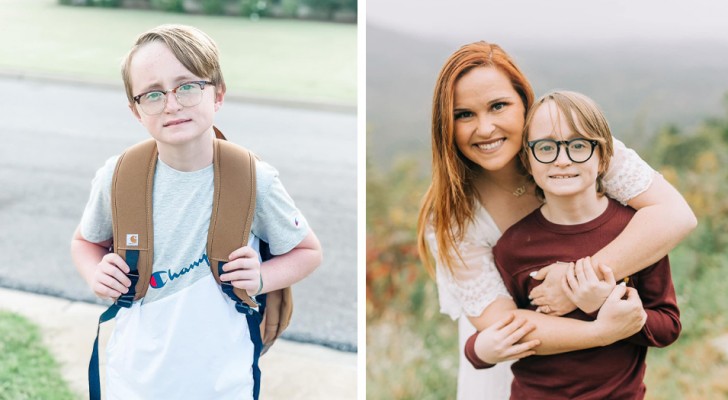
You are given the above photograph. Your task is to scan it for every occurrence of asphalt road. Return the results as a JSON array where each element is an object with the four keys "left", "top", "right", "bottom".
[{"left": 0, "top": 76, "right": 357, "bottom": 351}]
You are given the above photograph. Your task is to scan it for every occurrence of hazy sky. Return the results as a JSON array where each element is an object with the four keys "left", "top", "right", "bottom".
[{"left": 367, "top": 0, "right": 728, "bottom": 46}]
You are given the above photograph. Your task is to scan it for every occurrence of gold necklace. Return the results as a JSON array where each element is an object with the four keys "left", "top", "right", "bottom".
[
  {"left": 512, "top": 185, "right": 527, "bottom": 197},
  {"left": 484, "top": 177, "right": 528, "bottom": 198}
]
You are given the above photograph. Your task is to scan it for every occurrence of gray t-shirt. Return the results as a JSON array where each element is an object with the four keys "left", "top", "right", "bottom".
[
  {"left": 80, "top": 155, "right": 310, "bottom": 305},
  {"left": 79, "top": 153, "right": 310, "bottom": 399}
]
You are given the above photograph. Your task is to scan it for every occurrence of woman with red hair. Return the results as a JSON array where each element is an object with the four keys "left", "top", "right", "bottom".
[{"left": 417, "top": 41, "right": 695, "bottom": 399}]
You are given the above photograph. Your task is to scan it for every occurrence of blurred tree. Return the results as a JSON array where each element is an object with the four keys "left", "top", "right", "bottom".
[
  {"left": 201, "top": 0, "right": 224, "bottom": 14},
  {"left": 301, "top": 0, "right": 355, "bottom": 19},
  {"left": 648, "top": 91, "right": 728, "bottom": 250},
  {"left": 149, "top": 0, "right": 183, "bottom": 12},
  {"left": 60, "top": 0, "right": 356, "bottom": 19}
]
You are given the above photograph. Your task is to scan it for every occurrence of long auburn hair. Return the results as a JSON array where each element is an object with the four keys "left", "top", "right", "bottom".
[{"left": 416, "top": 41, "right": 535, "bottom": 276}]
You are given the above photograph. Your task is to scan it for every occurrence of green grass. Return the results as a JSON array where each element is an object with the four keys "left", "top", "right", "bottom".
[
  {"left": 642, "top": 244, "right": 728, "bottom": 400},
  {"left": 0, "top": 311, "right": 77, "bottom": 400},
  {"left": 367, "top": 310, "right": 459, "bottom": 400},
  {"left": 0, "top": 0, "right": 356, "bottom": 104}
]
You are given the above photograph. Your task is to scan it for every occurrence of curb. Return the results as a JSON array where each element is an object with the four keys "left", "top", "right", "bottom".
[{"left": 0, "top": 287, "right": 356, "bottom": 399}]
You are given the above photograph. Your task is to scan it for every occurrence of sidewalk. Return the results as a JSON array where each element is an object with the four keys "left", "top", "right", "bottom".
[{"left": 0, "top": 288, "right": 357, "bottom": 399}]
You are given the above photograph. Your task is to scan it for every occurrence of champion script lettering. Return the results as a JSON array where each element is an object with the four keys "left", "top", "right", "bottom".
[{"left": 150, "top": 254, "right": 210, "bottom": 289}]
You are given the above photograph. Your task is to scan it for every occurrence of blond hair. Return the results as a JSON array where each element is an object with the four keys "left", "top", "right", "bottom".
[
  {"left": 121, "top": 24, "right": 226, "bottom": 104},
  {"left": 521, "top": 90, "right": 615, "bottom": 198},
  {"left": 416, "top": 41, "right": 534, "bottom": 276}
]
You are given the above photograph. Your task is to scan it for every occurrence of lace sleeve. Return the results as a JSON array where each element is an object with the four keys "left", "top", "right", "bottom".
[
  {"left": 603, "top": 138, "right": 656, "bottom": 205},
  {"left": 425, "top": 215, "right": 512, "bottom": 320}
]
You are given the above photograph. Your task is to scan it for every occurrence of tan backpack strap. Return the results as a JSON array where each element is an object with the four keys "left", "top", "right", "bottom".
[
  {"left": 111, "top": 139, "right": 157, "bottom": 305},
  {"left": 207, "top": 138, "right": 258, "bottom": 308}
]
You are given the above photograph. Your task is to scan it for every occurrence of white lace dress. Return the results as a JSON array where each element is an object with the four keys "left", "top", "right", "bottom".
[{"left": 426, "top": 139, "right": 655, "bottom": 400}]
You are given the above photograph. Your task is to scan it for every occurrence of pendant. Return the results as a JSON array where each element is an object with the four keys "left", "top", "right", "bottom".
[{"left": 512, "top": 185, "right": 526, "bottom": 197}]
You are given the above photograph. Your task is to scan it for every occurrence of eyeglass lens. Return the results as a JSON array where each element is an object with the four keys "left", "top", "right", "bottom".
[
  {"left": 139, "top": 82, "right": 205, "bottom": 114},
  {"left": 532, "top": 139, "right": 595, "bottom": 163}
]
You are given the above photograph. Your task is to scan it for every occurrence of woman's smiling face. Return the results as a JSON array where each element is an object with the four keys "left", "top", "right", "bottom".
[{"left": 453, "top": 66, "right": 526, "bottom": 172}]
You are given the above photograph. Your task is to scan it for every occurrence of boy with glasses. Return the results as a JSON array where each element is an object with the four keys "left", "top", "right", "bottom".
[
  {"left": 464, "top": 91, "right": 681, "bottom": 399},
  {"left": 70, "top": 24, "right": 322, "bottom": 399}
]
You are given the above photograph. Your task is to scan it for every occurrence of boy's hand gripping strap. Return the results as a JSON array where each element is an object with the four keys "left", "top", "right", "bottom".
[
  {"left": 207, "top": 136, "right": 259, "bottom": 310},
  {"left": 89, "top": 139, "right": 157, "bottom": 399},
  {"left": 208, "top": 129, "right": 263, "bottom": 399},
  {"left": 110, "top": 139, "right": 157, "bottom": 305}
]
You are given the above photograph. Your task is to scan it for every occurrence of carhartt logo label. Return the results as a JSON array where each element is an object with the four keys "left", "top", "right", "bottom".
[{"left": 127, "top": 234, "right": 139, "bottom": 247}]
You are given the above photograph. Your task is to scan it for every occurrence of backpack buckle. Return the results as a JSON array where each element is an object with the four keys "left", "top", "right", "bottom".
[
  {"left": 235, "top": 301, "right": 255, "bottom": 315},
  {"left": 115, "top": 271, "right": 139, "bottom": 308},
  {"left": 218, "top": 262, "right": 260, "bottom": 313}
]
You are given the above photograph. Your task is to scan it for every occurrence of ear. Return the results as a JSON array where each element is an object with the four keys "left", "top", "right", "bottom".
[
  {"left": 214, "top": 87, "right": 225, "bottom": 112},
  {"left": 129, "top": 102, "right": 142, "bottom": 122}
]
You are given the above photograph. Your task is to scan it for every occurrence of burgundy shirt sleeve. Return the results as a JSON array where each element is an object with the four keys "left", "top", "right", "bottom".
[
  {"left": 464, "top": 330, "right": 496, "bottom": 369},
  {"left": 626, "top": 258, "right": 681, "bottom": 348}
]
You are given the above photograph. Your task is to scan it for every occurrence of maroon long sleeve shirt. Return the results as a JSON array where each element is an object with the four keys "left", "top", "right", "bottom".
[{"left": 465, "top": 198, "right": 681, "bottom": 399}]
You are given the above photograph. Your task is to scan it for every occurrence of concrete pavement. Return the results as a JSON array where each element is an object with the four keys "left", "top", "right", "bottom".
[
  {"left": 0, "top": 76, "right": 357, "bottom": 351},
  {"left": 0, "top": 287, "right": 357, "bottom": 399}
]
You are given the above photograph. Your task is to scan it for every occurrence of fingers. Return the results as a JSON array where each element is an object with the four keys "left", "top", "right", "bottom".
[
  {"left": 94, "top": 276, "right": 128, "bottom": 300},
  {"left": 582, "top": 257, "right": 598, "bottom": 281},
  {"left": 530, "top": 296, "right": 547, "bottom": 307},
  {"left": 528, "top": 285, "right": 543, "bottom": 300},
  {"left": 535, "top": 305, "right": 556, "bottom": 314},
  {"left": 505, "top": 349, "right": 537, "bottom": 362},
  {"left": 228, "top": 246, "right": 258, "bottom": 261},
  {"left": 99, "top": 255, "right": 132, "bottom": 287},
  {"left": 93, "top": 257, "right": 133, "bottom": 300},
  {"left": 220, "top": 267, "right": 259, "bottom": 283},
  {"left": 529, "top": 265, "right": 550, "bottom": 281},
  {"left": 491, "top": 313, "right": 516, "bottom": 330},
  {"left": 600, "top": 263, "right": 616, "bottom": 287},
  {"left": 504, "top": 340, "right": 540, "bottom": 360},
  {"left": 223, "top": 246, "right": 261, "bottom": 284},
  {"left": 606, "top": 282, "right": 627, "bottom": 303},
  {"left": 479, "top": 317, "right": 541, "bottom": 364},
  {"left": 499, "top": 329, "right": 540, "bottom": 361},
  {"left": 220, "top": 250, "right": 261, "bottom": 292},
  {"left": 221, "top": 255, "right": 259, "bottom": 274},
  {"left": 504, "top": 316, "right": 534, "bottom": 337},
  {"left": 622, "top": 287, "right": 647, "bottom": 327},
  {"left": 564, "top": 263, "right": 579, "bottom": 292},
  {"left": 623, "top": 287, "right": 642, "bottom": 304},
  {"left": 574, "top": 258, "right": 587, "bottom": 284},
  {"left": 561, "top": 275, "right": 576, "bottom": 304},
  {"left": 102, "top": 253, "right": 130, "bottom": 274}
]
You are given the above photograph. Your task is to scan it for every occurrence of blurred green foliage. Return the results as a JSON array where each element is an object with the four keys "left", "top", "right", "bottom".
[
  {"left": 1, "top": 0, "right": 356, "bottom": 103},
  {"left": 150, "top": 0, "right": 183, "bottom": 12},
  {"left": 58, "top": 0, "right": 357, "bottom": 19},
  {"left": 366, "top": 158, "right": 458, "bottom": 398},
  {"left": 366, "top": 97, "right": 728, "bottom": 399}
]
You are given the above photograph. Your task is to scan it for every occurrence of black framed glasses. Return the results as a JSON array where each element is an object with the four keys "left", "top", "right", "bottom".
[
  {"left": 527, "top": 138, "right": 599, "bottom": 164},
  {"left": 132, "top": 81, "right": 214, "bottom": 115}
]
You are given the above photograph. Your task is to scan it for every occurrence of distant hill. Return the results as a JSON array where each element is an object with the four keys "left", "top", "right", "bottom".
[{"left": 367, "top": 24, "right": 728, "bottom": 170}]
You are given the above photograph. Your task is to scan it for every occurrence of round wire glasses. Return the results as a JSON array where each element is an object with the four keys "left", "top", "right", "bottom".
[{"left": 132, "top": 80, "right": 214, "bottom": 115}]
